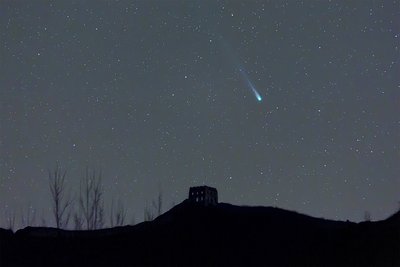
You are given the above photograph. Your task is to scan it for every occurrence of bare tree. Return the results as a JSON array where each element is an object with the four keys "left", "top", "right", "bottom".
[
  {"left": 73, "top": 211, "right": 83, "bottom": 230},
  {"left": 110, "top": 198, "right": 127, "bottom": 227},
  {"left": 78, "top": 167, "right": 105, "bottom": 230},
  {"left": 92, "top": 176, "right": 104, "bottom": 229},
  {"left": 20, "top": 207, "right": 36, "bottom": 227},
  {"left": 364, "top": 211, "right": 371, "bottom": 222},
  {"left": 130, "top": 214, "right": 136, "bottom": 226},
  {"left": 40, "top": 210, "right": 47, "bottom": 227},
  {"left": 152, "top": 190, "right": 163, "bottom": 217},
  {"left": 48, "top": 165, "right": 72, "bottom": 228},
  {"left": 5, "top": 210, "right": 16, "bottom": 231},
  {"left": 144, "top": 190, "right": 163, "bottom": 222},
  {"left": 97, "top": 202, "right": 105, "bottom": 229},
  {"left": 144, "top": 203, "right": 154, "bottom": 222},
  {"left": 157, "top": 190, "right": 162, "bottom": 216}
]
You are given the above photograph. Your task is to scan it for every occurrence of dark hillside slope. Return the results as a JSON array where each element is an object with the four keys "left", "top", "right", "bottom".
[{"left": 1, "top": 200, "right": 399, "bottom": 266}]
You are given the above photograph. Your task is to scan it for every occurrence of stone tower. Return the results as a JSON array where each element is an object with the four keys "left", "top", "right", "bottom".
[{"left": 188, "top": 186, "right": 218, "bottom": 206}]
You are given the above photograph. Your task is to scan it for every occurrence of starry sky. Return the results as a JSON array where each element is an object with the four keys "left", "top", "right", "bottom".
[{"left": 1, "top": 0, "right": 399, "bottom": 228}]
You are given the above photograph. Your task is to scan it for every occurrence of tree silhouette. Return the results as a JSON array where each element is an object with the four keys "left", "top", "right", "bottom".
[
  {"left": 73, "top": 211, "right": 84, "bottom": 230},
  {"left": 157, "top": 190, "right": 163, "bottom": 216},
  {"left": 110, "top": 198, "right": 127, "bottom": 227},
  {"left": 40, "top": 210, "right": 47, "bottom": 227},
  {"left": 144, "top": 204, "right": 154, "bottom": 222},
  {"left": 48, "top": 165, "right": 72, "bottom": 228},
  {"left": 144, "top": 190, "right": 163, "bottom": 221},
  {"left": 78, "top": 167, "right": 104, "bottom": 230},
  {"left": 364, "top": 211, "right": 371, "bottom": 222},
  {"left": 20, "top": 207, "right": 36, "bottom": 227},
  {"left": 5, "top": 210, "right": 16, "bottom": 231}
]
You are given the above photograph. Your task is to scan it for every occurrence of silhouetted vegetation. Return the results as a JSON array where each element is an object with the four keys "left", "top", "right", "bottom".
[
  {"left": 77, "top": 168, "right": 105, "bottom": 230},
  {"left": 0, "top": 201, "right": 399, "bottom": 266},
  {"left": 364, "top": 210, "right": 372, "bottom": 221},
  {"left": 48, "top": 165, "right": 72, "bottom": 228},
  {"left": 144, "top": 190, "right": 163, "bottom": 221},
  {"left": 1, "top": 164, "right": 140, "bottom": 230},
  {"left": 1, "top": 166, "right": 398, "bottom": 266},
  {"left": 4, "top": 210, "right": 15, "bottom": 231},
  {"left": 20, "top": 208, "right": 36, "bottom": 228},
  {"left": 110, "top": 198, "right": 127, "bottom": 227}
]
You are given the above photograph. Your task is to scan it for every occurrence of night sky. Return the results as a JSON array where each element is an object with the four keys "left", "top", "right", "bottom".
[{"left": 1, "top": 0, "right": 399, "bottom": 229}]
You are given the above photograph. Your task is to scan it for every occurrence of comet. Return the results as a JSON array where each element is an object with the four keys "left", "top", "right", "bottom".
[
  {"left": 238, "top": 68, "right": 262, "bottom": 102},
  {"left": 216, "top": 37, "right": 263, "bottom": 102}
]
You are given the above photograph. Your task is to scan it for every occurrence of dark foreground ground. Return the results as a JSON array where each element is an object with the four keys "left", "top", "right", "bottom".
[{"left": 1, "top": 200, "right": 399, "bottom": 266}]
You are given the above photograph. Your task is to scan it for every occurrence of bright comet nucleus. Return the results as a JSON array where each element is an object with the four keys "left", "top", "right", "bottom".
[
  {"left": 253, "top": 90, "right": 262, "bottom": 102},
  {"left": 250, "top": 84, "right": 262, "bottom": 102}
]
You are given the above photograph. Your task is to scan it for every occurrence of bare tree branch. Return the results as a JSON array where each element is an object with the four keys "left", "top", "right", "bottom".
[
  {"left": 5, "top": 210, "right": 16, "bottom": 231},
  {"left": 130, "top": 214, "right": 135, "bottom": 226},
  {"left": 48, "top": 164, "right": 72, "bottom": 228},
  {"left": 20, "top": 207, "right": 36, "bottom": 228},
  {"left": 78, "top": 167, "right": 105, "bottom": 230},
  {"left": 73, "top": 211, "right": 83, "bottom": 230},
  {"left": 144, "top": 190, "right": 163, "bottom": 222},
  {"left": 110, "top": 198, "right": 127, "bottom": 227},
  {"left": 144, "top": 203, "right": 154, "bottom": 222},
  {"left": 157, "top": 190, "right": 162, "bottom": 216},
  {"left": 364, "top": 211, "right": 371, "bottom": 222},
  {"left": 40, "top": 210, "right": 47, "bottom": 227}
]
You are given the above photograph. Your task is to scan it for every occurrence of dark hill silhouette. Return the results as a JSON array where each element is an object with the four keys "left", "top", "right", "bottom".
[{"left": 1, "top": 201, "right": 399, "bottom": 266}]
